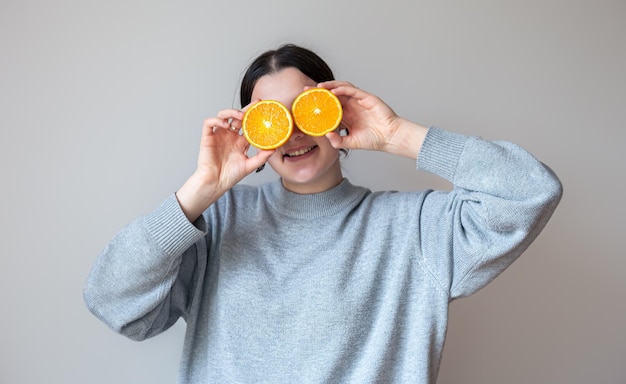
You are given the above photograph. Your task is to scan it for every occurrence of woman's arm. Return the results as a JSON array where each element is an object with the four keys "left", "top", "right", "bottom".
[
  {"left": 84, "top": 108, "right": 271, "bottom": 339},
  {"left": 321, "top": 81, "right": 562, "bottom": 298},
  {"left": 83, "top": 195, "right": 207, "bottom": 340},
  {"left": 417, "top": 127, "right": 562, "bottom": 298}
]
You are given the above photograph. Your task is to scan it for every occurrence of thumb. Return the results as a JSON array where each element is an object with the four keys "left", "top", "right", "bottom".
[
  {"left": 246, "top": 149, "right": 275, "bottom": 174},
  {"left": 325, "top": 132, "right": 347, "bottom": 149}
]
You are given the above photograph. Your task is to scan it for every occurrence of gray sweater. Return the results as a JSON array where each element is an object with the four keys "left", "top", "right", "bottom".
[{"left": 84, "top": 127, "right": 562, "bottom": 383}]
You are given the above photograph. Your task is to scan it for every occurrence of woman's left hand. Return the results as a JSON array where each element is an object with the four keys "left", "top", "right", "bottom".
[{"left": 318, "top": 81, "right": 429, "bottom": 159}]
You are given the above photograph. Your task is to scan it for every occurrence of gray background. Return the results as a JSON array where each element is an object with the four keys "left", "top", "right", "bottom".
[{"left": 1, "top": 0, "right": 624, "bottom": 383}]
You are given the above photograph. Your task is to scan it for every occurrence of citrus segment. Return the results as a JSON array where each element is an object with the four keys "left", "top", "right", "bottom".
[
  {"left": 291, "top": 88, "right": 343, "bottom": 136},
  {"left": 242, "top": 100, "right": 293, "bottom": 150}
]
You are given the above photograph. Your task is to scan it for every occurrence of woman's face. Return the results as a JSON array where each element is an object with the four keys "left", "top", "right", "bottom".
[{"left": 250, "top": 67, "right": 343, "bottom": 194}]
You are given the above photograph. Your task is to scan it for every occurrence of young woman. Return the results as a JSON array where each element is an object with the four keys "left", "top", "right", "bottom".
[{"left": 84, "top": 44, "right": 562, "bottom": 383}]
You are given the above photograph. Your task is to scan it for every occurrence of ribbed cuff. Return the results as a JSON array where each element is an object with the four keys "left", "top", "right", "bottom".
[
  {"left": 144, "top": 194, "right": 207, "bottom": 257},
  {"left": 416, "top": 126, "right": 468, "bottom": 182}
]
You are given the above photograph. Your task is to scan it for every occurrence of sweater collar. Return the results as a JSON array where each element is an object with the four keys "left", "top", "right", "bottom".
[{"left": 262, "top": 178, "right": 368, "bottom": 219}]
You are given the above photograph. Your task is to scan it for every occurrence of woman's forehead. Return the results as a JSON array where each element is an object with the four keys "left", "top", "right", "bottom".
[{"left": 251, "top": 67, "right": 316, "bottom": 107}]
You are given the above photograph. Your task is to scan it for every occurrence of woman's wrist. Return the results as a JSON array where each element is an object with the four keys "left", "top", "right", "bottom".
[
  {"left": 175, "top": 171, "right": 223, "bottom": 222},
  {"left": 383, "top": 118, "right": 429, "bottom": 160}
]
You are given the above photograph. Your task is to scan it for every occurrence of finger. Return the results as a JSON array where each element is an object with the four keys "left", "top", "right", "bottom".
[
  {"left": 228, "top": 98, "right": 262, "bottom": 134},
  {"left": 325, "top": 131, "right": 349, "bottom": 149},
  {"left": 217, "top": 108, "right": 244, "bottom": 120},
  {"left": 317, "top": 80, "right": 355, "bottom": 90},
  {"left": 245, "top": 149, "right": 275, "bottom": 174},
  {"left": 212, "top": 110, "right": 243, "bottom": 134},
  {"left": 203, "top": 117, "right": 228, "bottom": 134},
  {"left": 225, "top": 117, "right": 242, "bottom": 133},
  {"left": 328, "top": 84, "right": 370, "bottom": 100}
]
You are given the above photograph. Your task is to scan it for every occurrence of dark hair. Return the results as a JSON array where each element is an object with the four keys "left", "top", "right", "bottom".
[{"left": 239, "top": 44, "right": 335, "bottom": 107}]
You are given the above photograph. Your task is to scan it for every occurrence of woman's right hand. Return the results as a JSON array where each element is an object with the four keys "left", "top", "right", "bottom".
[{"left": 176, "top": 106, "right": 274, "bottom": 222}]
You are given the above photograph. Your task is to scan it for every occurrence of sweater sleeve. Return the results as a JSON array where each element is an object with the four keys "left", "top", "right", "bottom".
[
  {"left": 83, "top": 194, "right": 208, "bottom": 340},
  {"left": 416, "top": 127, "right": 562, "bottom": 299}
]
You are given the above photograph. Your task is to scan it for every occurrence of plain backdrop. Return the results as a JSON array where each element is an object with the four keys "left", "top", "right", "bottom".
[{"left": 1, "top": 0, "right": 624, "bottom": 383}]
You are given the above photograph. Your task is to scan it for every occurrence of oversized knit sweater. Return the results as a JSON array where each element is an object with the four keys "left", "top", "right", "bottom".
[{"left": 84, "top": 127, "right": 562, "bottom": 383}]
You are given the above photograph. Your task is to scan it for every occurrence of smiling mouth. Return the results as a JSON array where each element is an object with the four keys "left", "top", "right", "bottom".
[{"left": 285, "top": 145, "right": 318, "bottom": 158}]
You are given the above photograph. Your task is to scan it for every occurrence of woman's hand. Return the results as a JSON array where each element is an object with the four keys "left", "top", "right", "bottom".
[
  {"left": 318, "top": 81, "right": 429, "bottom": 159},
  {"left": 176, "top": 106, "right": 273, "bottom": 221}
]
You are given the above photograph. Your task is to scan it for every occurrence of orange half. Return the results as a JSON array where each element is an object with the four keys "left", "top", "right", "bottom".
[
  {"left": 242, "top": 100, "right": 293, "bottom": 150},
  {"left": 291, "top": 88, "right": 343, "bottom": 136}
]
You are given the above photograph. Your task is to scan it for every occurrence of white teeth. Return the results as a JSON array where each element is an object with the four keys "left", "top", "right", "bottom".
[{"left": 287, "top": 146, "right": 315, "bottom": 157}]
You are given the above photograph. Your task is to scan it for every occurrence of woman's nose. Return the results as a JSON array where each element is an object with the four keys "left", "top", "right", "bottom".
[{"left": 289, "top": 126, "right": 305, "bottom": 140}]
